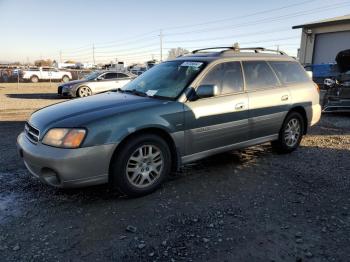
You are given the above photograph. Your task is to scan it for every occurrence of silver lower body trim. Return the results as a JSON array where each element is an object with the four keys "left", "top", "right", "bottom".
[{"left": 181, "top": 134, "right": 278, "bottom": 164}]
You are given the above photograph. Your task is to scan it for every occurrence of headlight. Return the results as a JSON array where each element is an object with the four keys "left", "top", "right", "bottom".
[
  {"left": 62, "top": 85, "right": 75, "bottom": 91},
  {"left": 42, "top": 128, "right": 86, "bottom": 148}
]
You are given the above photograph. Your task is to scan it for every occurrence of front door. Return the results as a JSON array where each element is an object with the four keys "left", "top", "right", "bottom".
[
  {"left": 184, "top": 61, "right": 249, "bottom": 155},
  {"left": 94, "top": 72, "right": 119, "bottom": 92}
]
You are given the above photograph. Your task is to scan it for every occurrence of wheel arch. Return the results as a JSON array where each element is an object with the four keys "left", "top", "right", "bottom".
[
  {"left": 62, "top": 74, "right": 70, "bottom": 80},
  {"left": 30, "top": 74, "right": 39, "bottom": 81},
  {"left": 108, "top": 127, "right": 180, "bottom": 177},
  {"left": 287, "top": 106, "right": 308, "bottom": 134}
]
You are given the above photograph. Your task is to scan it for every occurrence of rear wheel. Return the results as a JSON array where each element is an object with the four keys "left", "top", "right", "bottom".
[
  {"left": 30, "top": 75, "right": 39, "bottom": 83},
  {"left": 77, "top": 86, "right": 92, "bottom": 97},
  {"left": 62, "top": 75, "right": 70, "bottom": 83},
  {"left": 271, "top": 111, "right": 304, "bottom": 153},
  {"left": 110, "top": 134, "right": 171, "bottom": 197}
]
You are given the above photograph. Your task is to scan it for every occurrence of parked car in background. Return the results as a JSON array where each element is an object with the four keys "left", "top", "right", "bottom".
[
  {"left": 22, "top": 67, "right": 72, "bottom": 83},
  {"left": 323, "top": 49, "right": 350, "bottom": 112},
  {"left": 130, "top": 69, "right": 146, "bottom": 76},
  {"left": 58, "top": 71, "right": 136, "bottom": 97},
  {"left": 17, "top": 46, "right": 321, "bottom": 197},
  {"left": 0, "top": 65, "right": 23, "bottom": 82}
]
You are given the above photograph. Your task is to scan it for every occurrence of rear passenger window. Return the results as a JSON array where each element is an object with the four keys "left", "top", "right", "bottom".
[
  {"left": 104, "top": 73, "right": 118, "bottom": 79},
  {"left": 200, "top": 62, "right": 243, "bottom": 95},
  {"left": 117, "top": 73, "right": 129, "bottom": 78},
  {"left": 269, "top": 61, "right": 310, "bottom": 84},
  {"left": 242, "top": 61, "right": 279, "bottom": 90}
]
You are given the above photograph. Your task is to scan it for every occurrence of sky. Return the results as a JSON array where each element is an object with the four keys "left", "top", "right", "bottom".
[{"left": 1, "top": 0, "right": 350, "bottom": 64}]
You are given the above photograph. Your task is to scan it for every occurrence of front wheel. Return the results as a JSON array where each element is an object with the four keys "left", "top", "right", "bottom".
[
  {"left": 30, "top": 75, "right": 39, "bottom": 83},
  {"left": 77, "top": 86, "right": 92, "bottom": 97},
  {"left": 271, "top": 111, "right": 304, "bottom": 154},
  {"left": 110, "top": 134, "right": 171, "bottom": 197}
]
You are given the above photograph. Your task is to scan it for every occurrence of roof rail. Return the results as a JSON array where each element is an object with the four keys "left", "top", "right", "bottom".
[{"left": 192, "top": 46, "right": 287, "bottom": 56}]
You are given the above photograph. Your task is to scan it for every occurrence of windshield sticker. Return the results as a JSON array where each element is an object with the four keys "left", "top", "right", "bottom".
[
  {"left": 180, "top": 62, "right": 203, "bottom": 68},
  {"left": 146, "top": 90, "right": 158, "bottom": 96}
]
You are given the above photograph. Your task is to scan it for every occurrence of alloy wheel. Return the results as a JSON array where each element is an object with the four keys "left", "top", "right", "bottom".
[
  {"left": 284, "top": 118, "right": 301, "bottom": 147},
  {"left": 78, "top": 87, "right": 92, "bottom": 97},
  {"left": 126, "top": 145, "right": 163, "bottom": 188}
]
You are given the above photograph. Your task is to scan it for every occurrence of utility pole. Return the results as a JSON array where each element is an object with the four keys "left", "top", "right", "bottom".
[
  {"left": 159, "top": 29, "right": 163, "bottom": 62},
  {"left": 92, "top": 44, "right": 95, "bottom": 65},
  {"left": 59, "top": 50, "right": 62, "bottom": 63}
]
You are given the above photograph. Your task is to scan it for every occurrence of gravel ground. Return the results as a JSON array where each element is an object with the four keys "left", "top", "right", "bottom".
[{"left": 0, "top": 84, "right": 349, "bottom": 261}]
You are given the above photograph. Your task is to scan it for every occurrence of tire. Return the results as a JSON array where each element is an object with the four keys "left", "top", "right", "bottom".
[
  {"left": 62, "top": 75, "right": 70, "bottom": 83},
  {"left": 77, "top": 86, "right": 92, "bottom": 97},
  {"left": 2, "top": 74, "right": 9, "bottom": 82},
  {"left": 271, "top": 111, "right": 304, "bottom": 154},
  {"left": 110, "top": 134, "right": 172, "bottom": 197},
  {"left": 30, "top": 75, "right": 39, "bottom": 83}
]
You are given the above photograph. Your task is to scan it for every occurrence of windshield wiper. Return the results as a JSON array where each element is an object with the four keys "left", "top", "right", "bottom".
[{"left": 118, "top": 88, "right": 148, "bottom": 97}]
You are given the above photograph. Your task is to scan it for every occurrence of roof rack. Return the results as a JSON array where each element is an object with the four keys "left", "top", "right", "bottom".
[{"left": 192, "top": 46, "right": 287, "bottom": 56}]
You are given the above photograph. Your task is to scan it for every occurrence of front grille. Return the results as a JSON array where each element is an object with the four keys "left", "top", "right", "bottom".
[
  {"left": 58, "top": 86, "right": 63, "bottom": 95},
  {"left": 25, "top": 122, "right": 40, "bottom": 143}
]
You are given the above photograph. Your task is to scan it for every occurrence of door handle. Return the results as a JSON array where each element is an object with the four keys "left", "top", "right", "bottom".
[
  {"left": 281, "top": 95, "right": 289, "bottom": 101},
  {"left": 235, "top": 102, "right": 245, "bottom": 110}
]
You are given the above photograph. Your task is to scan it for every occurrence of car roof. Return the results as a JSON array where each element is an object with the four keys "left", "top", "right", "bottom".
[{"left": 172, "top": 47, "right": 296, "bottom": 63}]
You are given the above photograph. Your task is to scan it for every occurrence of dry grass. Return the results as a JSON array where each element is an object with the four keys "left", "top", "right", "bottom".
[{"left": 0, "top": 82, "right": 68, "bottom": 121}]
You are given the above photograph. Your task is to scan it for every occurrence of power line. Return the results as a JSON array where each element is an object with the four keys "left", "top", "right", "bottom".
[
  {"left": 93, "top": 30, "right": 159, "bottom": 46},
  {"left": 164, "top": 27, "right": 291, "bottom": 44},
  {"left": 163, "top": 36, "right": 299, "bottom": 51},
  {"left": 163, "top": 0, "right": 318, "bottom": 31},
  {"left": 95, "top": 48, "right": 159, "bottom": 58},
  {"left": 164, "top": 1, "right": 350, "bottom": 36},
  {"left": 94, "top": 42, "right": 159, "bottom": 54}
]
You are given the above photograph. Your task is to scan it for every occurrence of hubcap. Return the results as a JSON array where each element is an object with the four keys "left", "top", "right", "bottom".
[
  {"left": 126, "top": 145, "right": 163, "bottom": 188},
  {"left": 79, "top": 87, "right": 91, "bottom": 97},
  {"left": 284, "top": 118, "right": 301, "bottom": 147}
]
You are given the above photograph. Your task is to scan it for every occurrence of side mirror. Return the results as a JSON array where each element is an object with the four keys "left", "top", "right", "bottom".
[
  {"left": 324, "top": 78, "right": 335, "bottom": 89},
  {"left": 96, "top": 76, "right": 103, "bottom": 81},
  {"left": 196, "top": 85, "right": 219, "bottom": 99}
]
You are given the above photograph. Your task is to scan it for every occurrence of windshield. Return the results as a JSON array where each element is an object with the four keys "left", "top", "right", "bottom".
[
  {"left": 123, "top": 61, "right": 206, "bottom": 99},
  {"left": 84, "top": 71, "right": 100, "bottom": 80}
]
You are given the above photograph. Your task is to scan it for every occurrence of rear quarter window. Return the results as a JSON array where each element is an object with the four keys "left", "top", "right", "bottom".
[{"left": 269, "top": 61, "right": 310, "bottom": 84}]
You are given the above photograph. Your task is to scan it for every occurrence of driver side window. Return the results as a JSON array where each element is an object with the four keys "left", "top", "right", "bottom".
[{"left": 200, "top": 62, "right": 244, "bottom": 95}]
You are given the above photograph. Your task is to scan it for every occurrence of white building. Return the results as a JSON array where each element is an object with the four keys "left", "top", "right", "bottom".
[{"left": 293, "top": 14, "right": 350, "bottom": 65}]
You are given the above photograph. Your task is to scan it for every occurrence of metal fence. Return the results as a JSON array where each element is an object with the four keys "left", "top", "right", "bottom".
[{"left": 0, "top": 68, "right": 93, "bottom": 83}]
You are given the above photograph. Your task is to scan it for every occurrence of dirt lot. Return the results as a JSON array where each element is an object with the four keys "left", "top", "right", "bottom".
[{"left": 0, "top": 83, "right": 350, "bottom": 261}]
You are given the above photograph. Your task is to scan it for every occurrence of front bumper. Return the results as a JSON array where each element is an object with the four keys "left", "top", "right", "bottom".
[
  {"left": 58, "top": 85, "right": 76, "bottom": 98},
  {"left": 323, "top": 98, "right": 350, "bottom": 113},
  {"left": 17, "top": 132, "right": 116, "bottom": 188}
]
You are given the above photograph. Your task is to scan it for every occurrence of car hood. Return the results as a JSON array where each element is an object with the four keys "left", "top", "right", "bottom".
[
  {"left": 29, "top": 92, "right": 165, "bottom": 133},
  {"left": 60, "top": 79, "right": 88, "bottom": 87}
]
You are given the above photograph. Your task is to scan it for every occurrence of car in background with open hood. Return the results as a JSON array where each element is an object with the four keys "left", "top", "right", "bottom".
[{"left": 323, "top": 49, "right": 350, "bottom": 113}]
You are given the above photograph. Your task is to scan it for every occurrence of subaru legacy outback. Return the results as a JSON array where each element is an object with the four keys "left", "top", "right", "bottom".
[{"left": 17, "top": 47, "right": 321, "bottom": 197}]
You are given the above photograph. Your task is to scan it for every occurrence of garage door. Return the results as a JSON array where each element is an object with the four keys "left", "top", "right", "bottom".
[{"left": 313, "top": 30, "right": 350, "bottom": 64}]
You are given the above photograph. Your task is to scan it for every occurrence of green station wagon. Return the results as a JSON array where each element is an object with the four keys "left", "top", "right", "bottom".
[{"left": 17, "top": 47, "right": 321, "bottom": 197}]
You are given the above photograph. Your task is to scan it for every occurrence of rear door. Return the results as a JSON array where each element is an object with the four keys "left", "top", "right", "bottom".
[
  {"left": 115, "top": 73, "right": 132, "bottom": 89},
  {"left": 184, "top": 61, "right": 249, "bottom": 155},
  {"left": 40, "top": 67, "right": 50, "bottom": 80},
  {"left": 242, "top": 60, "right": 290, "bottom": 139}
]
